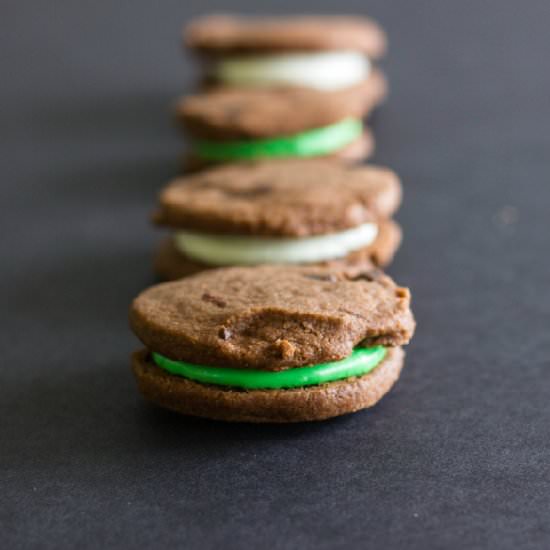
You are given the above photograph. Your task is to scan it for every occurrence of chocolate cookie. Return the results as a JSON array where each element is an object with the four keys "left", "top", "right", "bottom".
[
  {"left": 185, "top": 15, "right": 387, "bottom": 56},
  {"left": 184, "top": 15, "right": 386, "bottom": 94},
  {"left": 177, "top": 70, "right": 386, "bottom": 139},
  {"left": 130, "top": 265, "right": 415, "bottom": 422},
  {"left": 175, "top": 70, "right": 386, "bottom": 165},
  {"left": 152, "top": 159, "right": 402, "bottom": 279}
]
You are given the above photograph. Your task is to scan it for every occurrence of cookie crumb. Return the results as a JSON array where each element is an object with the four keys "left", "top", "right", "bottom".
[
  {"left": 274, "top": 338, "right": 296, "bottom": 359},
  {"left": 395, "top": 287, "right": 409, "bottom": 299}
]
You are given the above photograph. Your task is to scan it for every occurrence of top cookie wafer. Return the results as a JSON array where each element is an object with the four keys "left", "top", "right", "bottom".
[
  {"left": 130, "top": 265, "right": 414, "bottom": 371},
  {"left": 185, "top": 15, "right": 387, "bottom": 58},
  {"left": 154, "top": 159, "right": 401, "bottom": 236},
  {"left": 176, "top": 70, "right": 387, "bottom": 140}
]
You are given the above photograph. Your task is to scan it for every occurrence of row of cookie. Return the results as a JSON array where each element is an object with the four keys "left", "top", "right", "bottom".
[
  {"left": 129, "top": 15, "right": 416, "bottom": 423},
  {"left": 161, "top": 14, "right": 396, "bottom": 274}
]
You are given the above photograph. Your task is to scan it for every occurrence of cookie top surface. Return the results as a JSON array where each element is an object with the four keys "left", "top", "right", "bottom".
[
  {"left": 154, "top": 159, "right": 401, "bottom": 236},
  {"left": 185, "top": 15, "right": 387, "bottom": 58},
  {"left": 176, "top": 70, "right": 386, "bottom": 139},
  {"left": 130, "top": 265, "right": 415, "bottom": 371}
]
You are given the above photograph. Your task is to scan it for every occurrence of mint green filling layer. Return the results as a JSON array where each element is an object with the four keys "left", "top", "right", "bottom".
[
  {"left": 194, "top": 117, "right": 363, "bottom": 161},
  {"left": 152, "top": 346, "right": 386, "bottom": 390}
]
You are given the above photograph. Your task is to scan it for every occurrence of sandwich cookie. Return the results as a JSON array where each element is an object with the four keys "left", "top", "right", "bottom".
[
  {"left": 153, "top": 159, "right": 402, "bottom": 279},
  {"left": 130, "top": 265, "right": 415, "bottom": 422},
  {"left": 185, "top": 14, "right": 386, "bottom": 91},
  {"left": 176, "top": 70, "right": 386, "bottom": 168}
]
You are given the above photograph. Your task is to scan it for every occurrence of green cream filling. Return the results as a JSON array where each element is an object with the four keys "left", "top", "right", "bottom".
[
  {"left": 194, "top": 117, "right": 363, "bottom": 161},
  {"left": 152, "top": 346, "right": 386, "bottom": 390}
]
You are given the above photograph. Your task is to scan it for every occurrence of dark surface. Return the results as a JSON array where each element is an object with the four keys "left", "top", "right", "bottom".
[{"left": 2, "top": 1, "right": 549, "bottom": 548}]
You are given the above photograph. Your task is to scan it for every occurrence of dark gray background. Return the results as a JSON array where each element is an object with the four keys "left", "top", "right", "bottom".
[{"left": 2, "top": 1, "right": 549, "bottom": 548}]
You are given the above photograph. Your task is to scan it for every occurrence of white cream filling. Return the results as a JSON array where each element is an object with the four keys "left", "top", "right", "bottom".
[
  {"left": 213, "top": 50, "right": 370, "bottom": 91},
  {"left": 174, "top": 223, "right": 378, "bottom": 266}
]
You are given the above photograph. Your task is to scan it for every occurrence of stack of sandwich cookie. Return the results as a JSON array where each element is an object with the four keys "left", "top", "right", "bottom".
[
  {"left": 130, "top": 265, "right": 415, "bottom": 422},
  {"left": 185, "top": 14, "right": 386, "bottom": 91},
  {"left": 153, "top": 159, "right": 402, "bottom": 279},
  {"left": 178, "top": 14, "right": 387, "bottom": 168}
]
